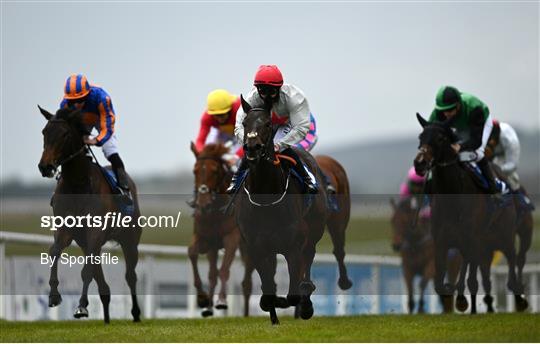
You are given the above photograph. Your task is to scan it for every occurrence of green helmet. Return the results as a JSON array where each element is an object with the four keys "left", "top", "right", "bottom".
[{"left": 435, "top": 85, "right": 461, "bottom": 111}]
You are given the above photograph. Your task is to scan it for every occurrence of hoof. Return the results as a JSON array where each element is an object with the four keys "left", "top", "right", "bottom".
[
  {"left": 338, "top": 277, "right": 353, "bottom": 291},
  {"left": 299, "top": 281, "right": 316, "bottom": 296},
  {"left": 259, "top": 295, "right": 274, "bottom": 312},
  {"left": 515, "top": 295, "right": 529, "bottom": 312},
  {"left": 201, "top": 307, "right": 214, "bottom": 317},
  {"left": 197, "top": 294, "right": 210, "bottom": 308},
  {"left": 275, "top": 296, "right": 289, "bottom": 309},
  {"left": 299, "top": 299, "right": 314, "bottom": 320},
  {"left": 215, "top": 299, "right": 228, "bottom": 310},
  {"left": 49, "top": 294, "right": 62, "bottom": 308},
  {"left": 73, "top": 306, "right": 89, "bottom": 319},
  {"left": 287, "top": 294, "right": 301, "bottom": 307},
  {"left": 455, "top": 295, "right": 468, "bottom": 313}
]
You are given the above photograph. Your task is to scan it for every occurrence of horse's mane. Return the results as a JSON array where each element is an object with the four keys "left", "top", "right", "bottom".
[{"left": 199, "top": 143, "right": 228, "bottom": 159}]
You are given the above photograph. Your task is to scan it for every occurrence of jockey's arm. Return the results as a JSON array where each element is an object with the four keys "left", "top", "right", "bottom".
[
  {"left": 460, "top": 107, "right": 487, "bottom": 151},
  {"left": 95, "top": 96, "right": 115, "bottom": 146},
  {"left": 276, "top": 97, "right": 310, "bottom": 150},
  {"left": 234, "top": 104, "right": 247, "bottom": 146},
  {"left": 195, "top": 114, "right": 212, "bottom": 152},
  {"left": 499, "top": 123, "right": 520, "bottom": 173}
]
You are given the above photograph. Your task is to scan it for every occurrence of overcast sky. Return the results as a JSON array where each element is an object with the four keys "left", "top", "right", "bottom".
[{"left": 1, "top": 1, "right": 538, "bottom": 183}]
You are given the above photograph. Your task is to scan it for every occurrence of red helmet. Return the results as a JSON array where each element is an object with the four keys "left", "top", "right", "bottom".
[{"left": 253, "top": 65, "right": 283, "bottom": 87}]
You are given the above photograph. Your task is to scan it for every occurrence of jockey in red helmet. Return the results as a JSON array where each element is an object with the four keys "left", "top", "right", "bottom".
[{"left": 227, "top": 65, "right": 320, "bottom": 194}]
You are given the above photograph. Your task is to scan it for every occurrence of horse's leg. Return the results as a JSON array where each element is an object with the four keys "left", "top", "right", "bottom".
[
  {"left": 285, "top": 250, "right": 302, "bottom": 308},
  {"left": 216, "top": 231, "right": 239, "bottom": 310},
  {"left": 74, "top": 246, "right": 94, "bottom": 319},
  {"left": 402, "top": 264, "right": 414, "bottom": 314},
  {"left": 327, "top": 218, "right": 352, "bottom": 290},
  {"left": 48, "top": 232, "right": 72, "bottom": 307},
  {"left": 466, "top": 261, "right": 479, "bottom": 314},
  {"left": 188, "top": 239, "right": 209, "bottom": 308},
  {"left": 502, "top": 239, "right": 528, "bottom": 312},
  {"left": 202, "top": 249, "right": 218, "bottom": 317},
  {"left": 121, "top": 242, "right": 141, "bottom": 322},
  {"left": 241, "top": 254, "right": 255, "bottom": 317},
  {"left": 298, "top": 241, "right": 317, "bottom": 320},
  {"left": 479, "top": 255, "right": 494, "bottom": 313},
  {"left": 92, "top": 260, "right": 111, "bottom": 324},
  {"left": 254, "top": 254, "right": 279, "bottom": 325},
  {"left": 434, "top": 241, "right": 451, "bottom": 313},
  {"left": 455, "top": 259, "right": 469, "bottom": 313},
  {"left": 516, "top": 214, "right": 532, "bottom": 294},
  {"left": 418, "top": 267, "right": 431, "bottom": 314}
]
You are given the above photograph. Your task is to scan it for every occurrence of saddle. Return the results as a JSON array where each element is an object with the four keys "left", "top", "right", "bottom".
[
  {"left": 462, "top": 162, "right": 509, "bottom": 195},
  {"left": 99, "top": 165, "right": 134, "bottom": 215}
]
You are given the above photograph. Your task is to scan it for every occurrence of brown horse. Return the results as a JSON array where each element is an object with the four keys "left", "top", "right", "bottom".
[
  {"left": 38, "top": 106, "right": 141, "bottom": 323},
  {"left": 414, "top": 114, "right": 524, "bottom": 314},
  {"left": 316, "top": 155, "right": 353, "bottom": 290},
  {"left": 390, "top": 196, "right": 462, "bottom": 313},
  {"left": 234, "top": 96, "right": 328, "bottom": 325},
  {"left": 188, "top": 142, "right": 250, "bottom": 317}
]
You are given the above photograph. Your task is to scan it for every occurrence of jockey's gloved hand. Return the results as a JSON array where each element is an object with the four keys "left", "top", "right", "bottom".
[{"left": 83, "top": 135, "right": 97, "bottom": 145}]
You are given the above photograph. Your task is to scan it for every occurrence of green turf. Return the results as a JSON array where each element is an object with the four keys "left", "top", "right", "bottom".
[{"left": 1, "top": 314, "right": 539, "bottom": 342}]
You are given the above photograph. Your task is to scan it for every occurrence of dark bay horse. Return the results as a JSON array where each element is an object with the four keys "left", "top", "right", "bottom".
[
  {"left": 188, "top": 142, "right": 250, "bottom": 317},
  {"left": 413, "top": 113, "right": 524, "bottom": 314},
  {"left": 390, "top": 197, "right": 461, "bottom": 313},
  {"left": 315, "top": 155, "right": 353, "bottom": 290},
  {"left": 38, "top": 106, "right": 141, "bottom": 323},
  {"left": 233, "top": 96, "right": 328, "bottom": 325}
]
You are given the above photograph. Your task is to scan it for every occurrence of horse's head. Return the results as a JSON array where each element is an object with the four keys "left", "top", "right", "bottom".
[
  {"left": 38, "top": 106, "right": 87, "bottom": 178},
  {"left": 414, "top": 113, "right": 459, "bottom": 176},
  {"left": 190, "top": 142, "right": 229, "bottom": 212},
  {"left": 390, "top": 197, "right": 428, "bottom": 252},
  {"left": 240, "top": 95, "right": 274, "bottom": 163}
]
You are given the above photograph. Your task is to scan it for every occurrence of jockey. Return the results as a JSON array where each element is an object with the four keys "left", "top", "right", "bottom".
[
  {"left": 428, "top": 86, "right": 499, "bottom": 195},
  {"left": 227, "top": 65, "right": 319, "bottom": 194},
  {"left": 485, "top": 120, "right": 535, "bottom": 210},
  {"left": 194, "top": 89, "right": 243, "bottom": 163},
  {"left": 59, "top": 74, "right": 131, "bottom": 202},
  {"left": 187, "top": 89, "right": 242, "bottom": 208},
  {"left": 399, "top": 167, "right": 431, "bottom": 218}
]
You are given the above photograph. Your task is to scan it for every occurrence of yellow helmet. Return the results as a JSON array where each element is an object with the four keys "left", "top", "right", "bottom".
[{"left": 207, "top": 89, "right": 236, "bottom": 115}]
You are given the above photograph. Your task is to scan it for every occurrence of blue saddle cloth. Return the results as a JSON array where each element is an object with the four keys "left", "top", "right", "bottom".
[
  {"left": 100, "top": 166, "right": 134, "bottom": 216},
  {"left": 464, "top": 162, "right": 509, "bottom": 194}
]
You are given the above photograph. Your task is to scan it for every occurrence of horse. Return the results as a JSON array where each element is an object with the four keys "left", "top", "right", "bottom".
[
  {"left": 38, "top": 106, "right": 142, "bottom": 323},
  {"left": 390, "top": 197, "right": 462, "bottom": 313},
  {"left": 315, "top": 155, "right": 353, "bottom": 290},
  {"left": 454, "top": 185, "right": 532, "bottom": 313},
  {"left": 413, "top": 113, "right": 524, "bottom": 314},
  {"left": 233, "top": 96, "right": 328, "bottom": 325},
  {"left": 188, "top": 142, "right": 251, "bottom": 317}
]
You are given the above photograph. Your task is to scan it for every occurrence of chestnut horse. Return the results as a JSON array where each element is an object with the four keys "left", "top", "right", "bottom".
[
  {"left": 234, "top": 96, "right": 328, "bottom": 325},
  {"left": 316, "top": 155, "right": 353, "bottom": 290},
  {"left": 189, "top": 142, "right": 251, "bottom": 317},
  {"left": 390, "top": 197, "right": 461, "bottom": 313},
  {"left": 38, "top": 106, "right": 141, "bottom": 323}
]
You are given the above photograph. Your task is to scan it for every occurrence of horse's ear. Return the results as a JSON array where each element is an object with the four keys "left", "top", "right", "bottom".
[
  {"left": 240, "top": 94, "right": 251, "bottom": 114},
  {"left": 190, "top": 141, "right": 199, "bottom": 157},
  {"left": 38, "top": 105, "right": 53, "bottom": 120},
  {"left": 416, "top": 112, "right": 428, "bottom": 128}
]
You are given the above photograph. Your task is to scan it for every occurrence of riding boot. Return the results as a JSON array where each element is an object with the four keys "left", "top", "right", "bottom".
[
  {"left": 108, "top": 153, "right": 133, "bottom": 205},
  {"left": 281, "top": 148, "right": 318, "bottom": 194},
  {"left": 226, "top": 158, "right": 248, "bottom": 194},
  {"left": 477, "top": 158, "right": 498, "bottom": 194}
]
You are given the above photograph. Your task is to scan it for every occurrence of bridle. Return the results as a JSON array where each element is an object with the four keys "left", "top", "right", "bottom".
[
  {"left": 47, "top": 119, "right": 88, "bottom": 175},
  {"left": 194, "top": 155, "right": 230, "bottom": 210}
]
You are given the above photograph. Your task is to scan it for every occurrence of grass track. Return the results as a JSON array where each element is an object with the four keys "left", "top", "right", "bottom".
[{"left": 1, "top": 314, "right": 540, "bottom": 342}]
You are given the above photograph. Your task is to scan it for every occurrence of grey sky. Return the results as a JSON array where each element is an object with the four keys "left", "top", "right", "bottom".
[{"left": 1, "top": 1, "right": 538, "bottom": 182}]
